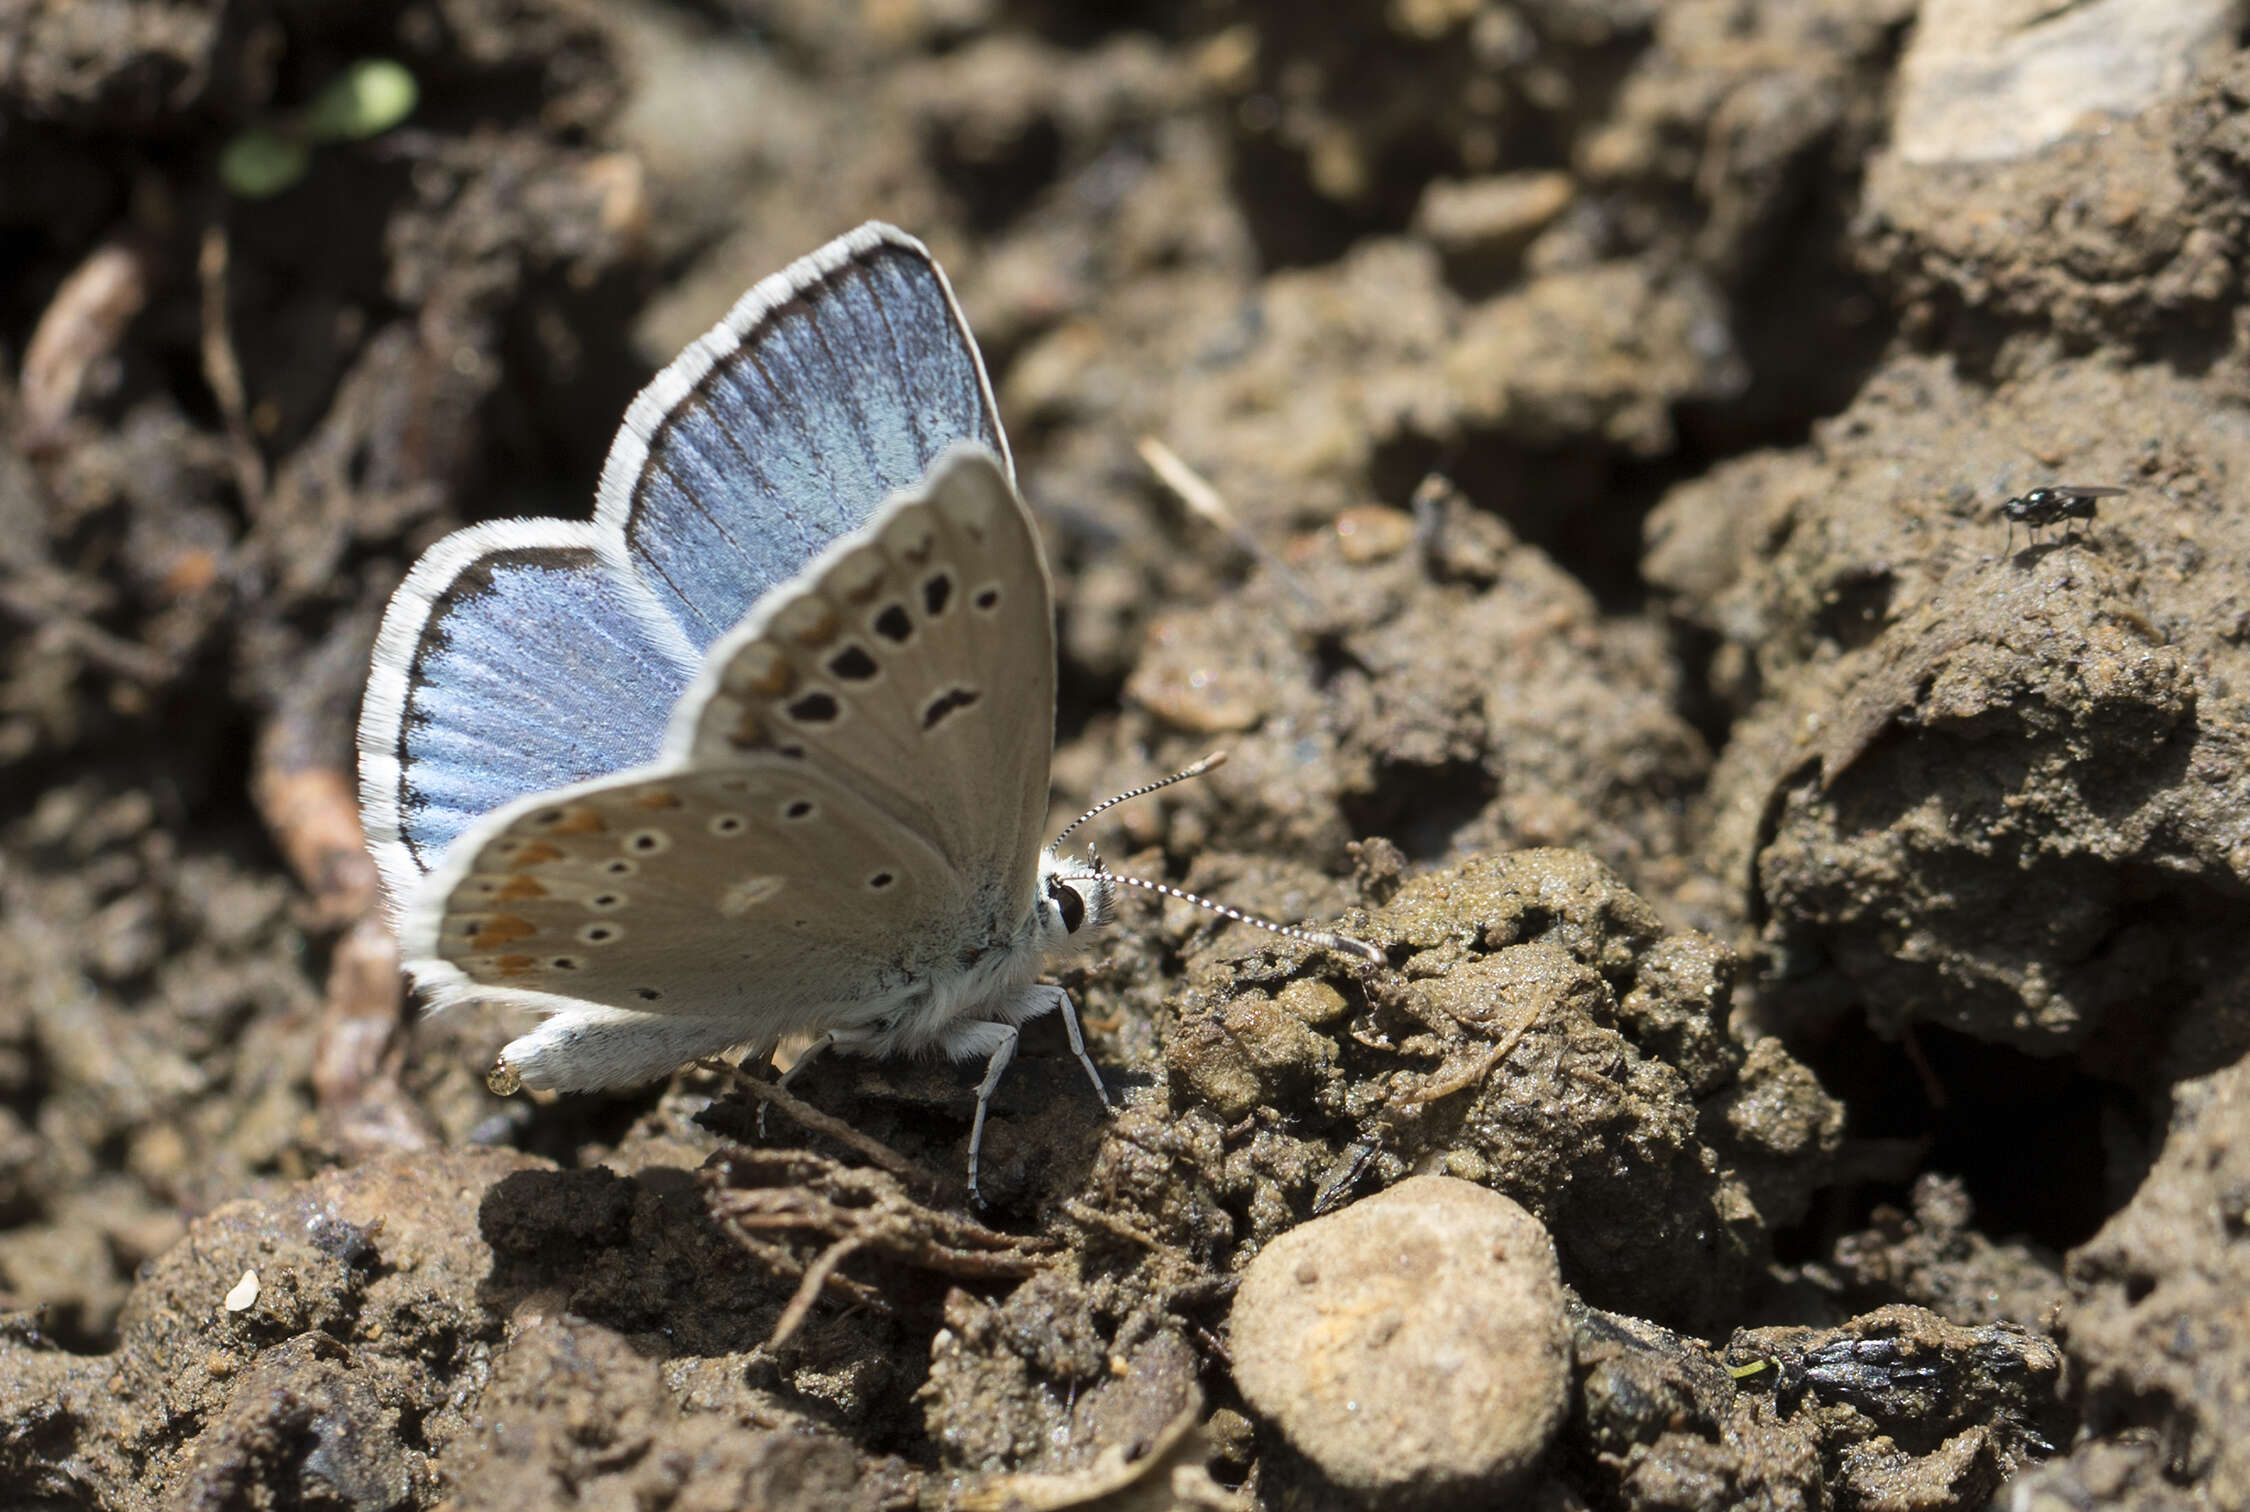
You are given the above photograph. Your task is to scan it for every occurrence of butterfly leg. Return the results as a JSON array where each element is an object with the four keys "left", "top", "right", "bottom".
[
  {"left": 982, "top": 982, "right": 1109, "bottom": 1105},
  {"left": 1039, "top": 984, "right": 1110, "bottom": 1108},
  {"left": 947, "top": 1018, "right": 1019, "bottom": 1206},
  {"left": 758, "top": 1033, "right": 837, "bottom": 1140},
  {"left": 946, "top": 989, "right": 1113, "bottom": 1202}
]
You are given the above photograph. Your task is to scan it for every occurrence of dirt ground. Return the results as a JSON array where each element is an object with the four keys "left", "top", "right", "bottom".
[{"left": 3, "top": 1, "right": 2248, "bottom": 1508}]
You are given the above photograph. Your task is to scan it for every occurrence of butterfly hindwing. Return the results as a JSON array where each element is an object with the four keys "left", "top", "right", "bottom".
[
  {"left": 415, "top": 763, "right": 970, "bottom": 1055},
  {"left": 358, "top": 522, "right": 694, "bottom": 909},
  {"left": 674, "top": 444, "right": 1056, "bottom": 934}
]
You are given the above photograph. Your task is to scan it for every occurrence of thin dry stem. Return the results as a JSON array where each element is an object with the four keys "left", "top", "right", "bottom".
[{"left": 696, "top": 1056, "right": 943, "bottom": 1190}]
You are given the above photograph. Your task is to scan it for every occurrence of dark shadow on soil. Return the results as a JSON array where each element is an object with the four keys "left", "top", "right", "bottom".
[
  {"left": 1340, "top": 757, "right": 1497, "bottom": 862},
  {"left": 1779, "top": 1017, "right": 2153, "bottom": 1257}
]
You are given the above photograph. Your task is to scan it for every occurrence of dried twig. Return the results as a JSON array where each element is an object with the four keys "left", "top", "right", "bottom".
[
  {"left": 1397, "top": 1002, "right": 1547, "bottom": 1106},
  {"left": 695, "top": 1056, "right": 943, "bottom": 1190},
  {"left": 19, "top": 239, "right": 152, "bottom": 448},
  {"left": 199, "top": 220, "right": 268, "bottom": 514},
  {"left": 0, "top": 579, "right": 174, "bottom": 684},
  {"left": 956, "top": 1395, "right": 1245, "bottom": 1512},
  {"left": 1061, "top": 1196, "right": 1171, "bottom": 1254},
  {"left": 717, "top": 1187, "right": 1053, "bottom": 1281},
  {"left": 767, "top": 1236, "right": 866, "bottom": 1350},
  {"left": 704, "top": 1147, "right": 1060, "bottom": 1348},
  {"left": 1137, "top": 434, "right": 1319, "bottom": 608}
]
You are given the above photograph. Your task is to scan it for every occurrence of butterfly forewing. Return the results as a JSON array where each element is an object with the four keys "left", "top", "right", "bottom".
[
  {"left": 599, "top": 226, "right": 1007, "bottom": 655},
  {"left": 427, "top": 763, "right": 967, "bottom": 1037},
  {"left": 677, "top": 445, "right": 1055, "bottom": 935}
]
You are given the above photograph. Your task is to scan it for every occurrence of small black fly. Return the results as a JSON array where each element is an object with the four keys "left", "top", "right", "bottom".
[{"left": 2001, "top": 484, "right": 2124, "bottom": 552}]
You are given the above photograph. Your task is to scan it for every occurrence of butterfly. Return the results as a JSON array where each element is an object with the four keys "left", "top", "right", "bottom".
[{"left": 357, "top": 222, "right": 1374, "bottom": 1200}]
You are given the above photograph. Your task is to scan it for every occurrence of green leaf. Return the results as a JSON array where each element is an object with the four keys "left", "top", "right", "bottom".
[
  {"left": 301, "top": 59, "right": 418, "bottom": 143},
  {"left": 219, "top": 130, "right": 312, "bottom": 198}
]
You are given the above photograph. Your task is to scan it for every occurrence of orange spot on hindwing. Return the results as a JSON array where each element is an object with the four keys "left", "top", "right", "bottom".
[{"left": 470, "top": 914, "right": 537, "bottom": 949}]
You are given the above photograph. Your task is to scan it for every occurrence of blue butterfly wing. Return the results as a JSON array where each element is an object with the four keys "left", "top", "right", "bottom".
[
  {"left": 595, "top": 224, "right": 1008, "bottom": 654},
  {"left": 358, "top": 525, "right": 693, "bottom": 907},
  {"left": 360, "top": 224, "right": 1008, "bottom": 913}
]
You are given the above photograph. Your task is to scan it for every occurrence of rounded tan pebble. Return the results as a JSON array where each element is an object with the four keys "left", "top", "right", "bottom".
[
  {"left": 1229, "top": 1175, "right": 1570, "bottom": 1504},
  {"left": 1414, "top": 171, "right": 1576, "bottom": 257},
  {"left": 1333, "top": 505, "right": 1415, "bottom": 563},
  {"left": 1122, "top": 615, "right": 1267, "bottom": 734}
]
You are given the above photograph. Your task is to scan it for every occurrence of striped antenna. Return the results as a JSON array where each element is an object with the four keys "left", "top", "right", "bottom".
[
  {"left": 1057, "top": 860, "right": 1385, "bottom": 968},
  {"left": 1052, "top": 751, "right": 1230, "bottom": 847}
]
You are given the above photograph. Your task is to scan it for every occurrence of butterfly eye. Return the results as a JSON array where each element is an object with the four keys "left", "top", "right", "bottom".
[{"left": 1047, "top": 876, "right": 1086, "bottom": 934}]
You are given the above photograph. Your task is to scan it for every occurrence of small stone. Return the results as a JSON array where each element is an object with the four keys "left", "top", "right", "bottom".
[
  {"left": 1166, "top": 994, "right": 1339, "bottom": 1120},
  {"left": 1278, "top": 978, "right": 1348, "bottom": 1026},
  {"left": 1164, "top": 1015, "right": 1265, "bottom": 1119},
  {"left": 222, "top": 1269, "right": 259, "bottom": 1313},
  {"left": 1333, "top": 505, "right": 1415, "bottom": 563},
  {"left": 1123, "top": 615, "right": 1267, "bottom": 734},
  {"left": 1230, "top": 1176, "right": 1569, "bottom": 1504},
  {"left": 1415, "top": 172, "right": 1575, "bottom": 258}
]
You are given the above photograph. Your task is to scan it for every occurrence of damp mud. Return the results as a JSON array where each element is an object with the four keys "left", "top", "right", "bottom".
[{"left": 5, "top": 3, "right": 2249, "bottom": 1509}]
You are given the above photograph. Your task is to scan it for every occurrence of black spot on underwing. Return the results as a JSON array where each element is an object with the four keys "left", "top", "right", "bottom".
[
  {"left": 827, "top": 645, "right": 878, "bottom": 680},
  {"left": 922, "top": 687, "right": 980, "bottom": 729},
  {"left": 787, "top": 691, "right": 839, "bottom": 723}
]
